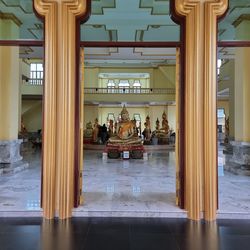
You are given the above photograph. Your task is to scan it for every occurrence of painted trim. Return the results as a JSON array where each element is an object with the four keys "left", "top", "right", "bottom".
[
  {"left": 170, "top": 0, "right": 186, "bottom": 210},
  {"left": 74, "top": 0, "right": 91, "bottom": 208}
]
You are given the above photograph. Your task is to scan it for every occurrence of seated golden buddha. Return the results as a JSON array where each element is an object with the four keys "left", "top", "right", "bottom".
[{"left": 108, "top": 106, "right": 142, "bottom": 145}]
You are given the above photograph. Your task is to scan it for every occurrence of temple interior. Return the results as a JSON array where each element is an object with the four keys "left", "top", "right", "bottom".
[
  {"left": 0, "top": 44, "right": 250, "bottom": 218},
  {"left": 0, "top": 0, "right": 250, "bottom": 221}
]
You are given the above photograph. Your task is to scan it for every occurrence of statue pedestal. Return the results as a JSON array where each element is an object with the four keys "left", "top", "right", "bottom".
[
  {"left": 105, "top": 144, "right": 144, "bottom": 159},
  {"left": 0, "top": 139, "right": 29, "bottom": 175}
]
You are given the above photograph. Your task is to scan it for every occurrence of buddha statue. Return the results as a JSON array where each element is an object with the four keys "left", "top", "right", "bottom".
[
  {"left": 155, "top": 118, "right": 160, "bottom": 130},
  {"left": 107, "top": 106, "right": 142, "bottom": 145},
  {"left": 151, "top": 112, "right": 169, "bottom": 144},
  {"left": 108, "top": 119, "right": 114, "bottom": 137},
  {"left": 117, "top": 106, "right": 136, "bottom": 140},
  {"left": 142, "top": 115, "right": 151, "bottom": 142},
  {"left": 224, "top": 116, "right": 229, "bottom": 144},
  {"left": 92, "top": 118, "right": 100, "bottom": 142},
  {"left": 84, "top": 121, "right": 93, "bottom": 138},
  {"left": 161, "top": 111, "right": 169, "bottom": 133}
]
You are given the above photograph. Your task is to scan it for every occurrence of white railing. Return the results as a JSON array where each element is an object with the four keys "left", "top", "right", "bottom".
[
  {"left": 84, "top": 88, "right": 175, "bottom": 94},
  {"left": 28, "top": 79, "right": 43, "bottom": 85},
  {"left": 22, "top": 83, "right": 175, "bottom": 95}
]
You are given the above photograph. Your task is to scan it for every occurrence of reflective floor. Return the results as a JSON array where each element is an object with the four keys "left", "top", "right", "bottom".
[
  {"left": 0, "top": 143, "right": 250, "bottom": 218},
  {"left": 0, "top": 217, "right": 250, "bottom": 250},
  {"left": 75, "top": 146, "right": 184, "bottom": 217}
]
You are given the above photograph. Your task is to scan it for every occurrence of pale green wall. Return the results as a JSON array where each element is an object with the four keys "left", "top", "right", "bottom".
[
  {"left": 0, "top": 19, "right": 19, "bottom": 39},
  {"left": 84, "top": 105, "right": 99, "bottom": 127},
  {"left": 22, "top": 100, "right": 42, "bottom": 132},
  {"left": 20, "top": 59, "right": 30, "bottom": 79},
  {"left": 84, "top": 65, "right": 176, "bottom": 89}
]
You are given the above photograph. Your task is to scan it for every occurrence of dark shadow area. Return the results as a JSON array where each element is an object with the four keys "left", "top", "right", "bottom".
[{"left": 0, "top": 217, "right": 250, "bottom": 250}]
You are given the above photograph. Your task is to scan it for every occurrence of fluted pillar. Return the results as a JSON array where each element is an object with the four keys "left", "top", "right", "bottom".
[
  {"left": 34, "top": 0, "right": 87, "bottom": 219},
  {"left": 174, "top": 0, "right": 228, "bottom": 220}
]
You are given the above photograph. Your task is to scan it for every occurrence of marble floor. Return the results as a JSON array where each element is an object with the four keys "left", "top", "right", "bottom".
[
  {"left": 0, "top": 143, "right": 250, "bottom": 218},
  {"left": 74, "top": 146, "right": 184, "bottom": 217}
]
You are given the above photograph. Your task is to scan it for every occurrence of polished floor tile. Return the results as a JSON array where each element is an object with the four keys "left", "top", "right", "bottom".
[{"left": 0, "top": 217, "right": 250, "bottom": 250}]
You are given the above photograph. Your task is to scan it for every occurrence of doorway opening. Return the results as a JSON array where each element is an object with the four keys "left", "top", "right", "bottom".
[
  {"left": 73, "top": 46, "right": 186, "bottom": 217},
  {"left": 0, "top": 46, "right": 43, "bottom": 214},
  {"left": 217, "top": 46, "right": 250, "bottom": 216}
]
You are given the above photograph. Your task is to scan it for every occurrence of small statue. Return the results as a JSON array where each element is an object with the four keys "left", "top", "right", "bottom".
[
  {"left": 145, "top": 115, "right": 151, "bottom": 130},
  {"left": 84, "top": 121, "right": 93, "bottom": 138},
  {"left": 93, "top": 118, "right": 99, "bottom": 142},
  {"left": 142, "top": 115, "right": 151, "bottom": 141},
  {"left": 21, "top": 116, "right": 27, "bottom": 134},
  {"left": 142, "top": 122, "right": 151, "bottom": 141},
  {"left": 155, "top": 118, "right": 160, "bottom": 130},
  {"left": 161, "top": 111, "right": 169, "bottom": 133},
  {"left": 109, "top": 119, "right": 114, "bottom": 136},
  {"left": 224, "top": 116, "right": 229, "bottom": 144},
  {"left": 114, "top": 121, "right": 118, "bottom": 135},
  {"left": 86, "top": 121, "right": 92, "bottom": 129}
]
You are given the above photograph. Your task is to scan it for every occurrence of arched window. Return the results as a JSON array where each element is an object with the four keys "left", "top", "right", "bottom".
[
  {"left": 30, "top": 63, "right": 43, "bottom": 85},
  {"left": 118, "top": 80, "right": 130, "bottom": 93},
  {"left": 107, "top": 80, "right": 115, "bottom": 93},
  {"left": 133, "top": 80, "right": 141, "bottom": 93}
]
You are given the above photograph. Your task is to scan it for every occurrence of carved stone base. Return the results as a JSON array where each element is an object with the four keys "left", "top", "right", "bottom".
[
  {"left": 0, "top": 139, "right": 23, "bottom": 163},
  {"left": 231, "top": 141, "right": 250, "bottom": 165},
  {"left": 0, "top": 161, "right": 29, "bottom": 175},
  {"left": 225, "top": 141, "right": 250, "bottom": 175}
]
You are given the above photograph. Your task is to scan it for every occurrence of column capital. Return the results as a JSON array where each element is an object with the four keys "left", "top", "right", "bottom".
[
  {"left": 175, "top": 0, "right": 227, "bottom": 16},
  {"left": 34, "top": 0, "right": 87, "bottom": 16}
]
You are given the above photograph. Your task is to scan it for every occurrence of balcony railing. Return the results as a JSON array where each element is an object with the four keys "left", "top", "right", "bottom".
[
  {"left": 28, "top": 79, "right": 43, "bottom": 85},
  {"left": 84, "top": 88, "right": 175, "bottom": 94},
  {"left": 23, "top": 82, "right": 176, "bottom": 95}
]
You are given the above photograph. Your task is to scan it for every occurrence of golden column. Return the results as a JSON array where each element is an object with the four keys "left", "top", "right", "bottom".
[
  {"left": 34, "top": 0, "right": 87, "bottom": 219},
  {"left": 174, "top": 0, "right": 228, "bottom": 220}
]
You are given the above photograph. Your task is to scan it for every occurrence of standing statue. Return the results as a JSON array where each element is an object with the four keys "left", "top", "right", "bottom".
[
  {"left": 142, "top": 115, "right": 151, "bottom": 142},
  {"left": 161, "top": 111, "right": 169, "bottom": 133},
  {"left": 114, "top": 121, "right": 118, "bottom": 135},
  {"left": 21, "top": 116, "right": 27, "bottom": 133},
  {"left": 145, "top": 115, "right": 151, "bottom": 131},
  {"left": 109, "top": 119, "right": 114, "bottom": 137},
  {"left": 92, "top": 118, "right": 100, "bottom": 143},
  {"left": 224, "top": 116, "right": 229, "bottom": 144},
  {"left": 155, "top": 118, "right": 160, "bottom": 130}
]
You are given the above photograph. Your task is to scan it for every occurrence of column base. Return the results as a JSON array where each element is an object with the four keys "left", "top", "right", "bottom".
[
  {"left": 225, "top": 141, "right": 250, "bottom": 175},
  {"left": 0, "top": 161, "right": 29, "bottom": 175},
  {"left": 0, "top": 139, "right": 23, "bottom": 163}
]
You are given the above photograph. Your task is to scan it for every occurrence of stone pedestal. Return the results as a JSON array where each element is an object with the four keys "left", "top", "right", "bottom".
[
  {"left": 0, "top": 139, "right": 23, "bottom": 163},
  {"left": 226, "top": 141, "right": 250, "bottom": 175},
  {"left": 231, "top": 141, "right": 250, "bottom": 166},
  {"left": 0, "top": 139, "right": 29, "bottom": 175}
]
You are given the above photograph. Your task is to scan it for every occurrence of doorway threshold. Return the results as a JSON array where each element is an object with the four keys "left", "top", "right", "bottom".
[{"left": 72, "top": 209, "right": 187, "bottom": 218}]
